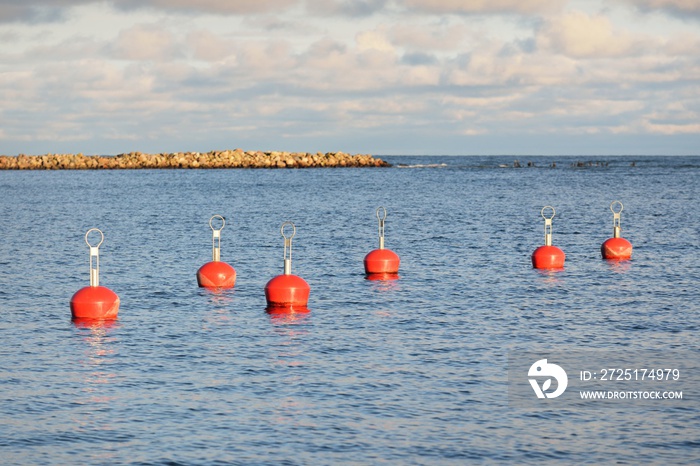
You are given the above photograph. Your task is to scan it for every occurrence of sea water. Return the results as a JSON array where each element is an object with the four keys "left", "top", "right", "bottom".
[{"left": 0, "top": 156, "right": 698, "bottom": 464}]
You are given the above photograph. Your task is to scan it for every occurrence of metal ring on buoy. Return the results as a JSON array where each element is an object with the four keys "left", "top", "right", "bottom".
[
  {"left": 541, "top": 205, "right": 555, "bottom": 221},
  {"left": 209, "top": 214, "right": 225, "bottom": 232},
  {"left": 610, "top": 200, "right": 623, "bottom": 215},
  {"left": 85, "top": 228, "right": 104, "bottom": 249},
  {"left": 281, "top": 221, "right": 296, "bottom": 240}
]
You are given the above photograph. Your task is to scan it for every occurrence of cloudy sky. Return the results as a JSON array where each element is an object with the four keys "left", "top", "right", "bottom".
[{"left": 0, "top": 0, "right": 698, "bottom": 155}]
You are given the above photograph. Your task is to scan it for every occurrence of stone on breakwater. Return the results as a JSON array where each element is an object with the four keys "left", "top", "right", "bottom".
[{"left": 0, "top": 150, "right": 390, "bottom": 170}]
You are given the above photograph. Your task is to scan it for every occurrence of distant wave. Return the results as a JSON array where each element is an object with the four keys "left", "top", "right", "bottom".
[{"left": 395, "top": 163, "right": 448, "bottom": 168}]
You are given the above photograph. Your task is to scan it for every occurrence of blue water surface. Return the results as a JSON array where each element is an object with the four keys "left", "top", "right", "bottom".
[{"left": 0, "top": 155, "right": 698, "bottom": 464}]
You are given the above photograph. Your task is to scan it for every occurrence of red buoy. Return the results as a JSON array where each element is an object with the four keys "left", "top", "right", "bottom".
[
  {"left": 601, "top": 237, "right": 633, "bottom": 260},
  {"left": 197, "top": 215, "right": 236, "bottom": 289},
  {"left": 70, "top": 228, "right": 120, "bottom": 321},
  {"left": 364, "top": 248, "right": 400, "bottom": 274},
  {"left": 265, "top": 221, "right": 310, "bottom": 310},
  {"left": 532, "top": 245, "right": 566, "bottom": 269},
  {"left": 532, "top": 206, "right": 566, "bottom": 269},
  {"left": 265, "top": 274, "right": 310, "bottom": 308},
  {"left": 197, "top": 261, "right": 236, "bottom": 288},
  {"left": 365, "top": 207, "right": 400, "bottom": 277},
  {"left": 601, "top": 201, "right": 633, "bottom": 260},
  {"left": 71, "top": 286, "right": 120, "bottom": 320}
]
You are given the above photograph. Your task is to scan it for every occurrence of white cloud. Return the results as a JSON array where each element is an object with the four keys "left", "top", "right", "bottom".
[
  {"left": 0, "top": 0, "right": 94, "bottom": 23},
  {"left": 17, "top": 36, "right": 103, "bottom": 63},
  {"left": 305, "top": 0, "right": 389, "bottom": 17},
  {"left": 536, "top": 11, "right": 649, "bottom": 58},
  {"left": 112, "top": 0, "right": 298, "bottom": 15},
  {"left": 112, "top": 24, "right": 180, "bottom": 61},
  {"left": 445, "top": 49, "right": 580, "bottom": 87},
  {"left": 642, "top": 121, "right": 700, "bottom": 134},
  {"left": 548, "top": 99, "right": 646, "bottom": 117},
  {"left": 0, "top": 0, "right": 567, "bottom": 23},
  {"left": 460, "top": 127, "right": 488, "bottom": 135},
  {"left": 662, "top": 33, "right": 700, "bottom": 55},
  {"left": 610, "top": 118, "right": 700, "bottom": 135},
  {"left": 400, "top": 65, "right": 441, "bottom": 86},
  {"left": 401, "top": 0, "right": 564, "bottom": 15},
  {"left": 356, "top": 30, "right": 395, "bottom": 53},
  {"left": 236, "top": 40, "right": 297, "bottom": 72},
  {"left": 388, "top": 23, "right": 469, "bottom": 51},
  {"left": 442, "top": 94, "right": 527, "bottom": 109},
  {"left": 188, "top": 30, "right": 236, "bottom": 62},
  {"left": 622, "top": 0, "right": 700, "bottom": 17}
]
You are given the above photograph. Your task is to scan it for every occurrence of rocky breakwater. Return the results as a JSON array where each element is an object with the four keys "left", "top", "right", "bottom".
[{"left": 0, "top": 150, "right": 390, "bottom": 170}]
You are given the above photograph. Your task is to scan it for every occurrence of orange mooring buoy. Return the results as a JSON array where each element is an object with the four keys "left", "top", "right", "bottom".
[
  {"left": 364, "top": 206, "right": 400, "bottom": 277},
  {"left": 531, "top": 206, "right": 566, "bottom": 269},
  {"left": 601, "top": 201, "right": 633, "bottom": 260},
  {"left": 197, "top": 215, "right": 236, "bottom": 288},
  {"left": 70, "top": 228, "right": 120, "bottom": 320},
  {"left": 264, "top": 221, "right": 310, "bottom": 311}
]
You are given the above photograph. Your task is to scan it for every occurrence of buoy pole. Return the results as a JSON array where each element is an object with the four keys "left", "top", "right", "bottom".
[
  {"left": 612, "top": 201, "right": 622, "bottom": 239},
  {"left": 70, "top": 228, "right": 120, "bottom": 321},
  {"left": 377, "top": 206, "right": 386, "bottom": 250},
  {"left": 212, "top": 215, "right": 222, "bottom": 262},
  {"left": 197, "top": 215, "right": 236, "bottom": 288},
  {"left": 531, "top": 206, "right": 566, "bottom": 269},
  {"left": 283, "top": 221, "right": 293, "bottom": 275},
  {"left": 88, "top": 230, "right": 101, "bottom": 287},
  {"left": 601, "top": 201, "right": 633, "bottom": 260},
  {"left": 364, "top": 206, "right": 400, "bottom": 278},
  {"left": 543, "top": 207, "right": 553, "bottom": 247},
  {"left": 265, "top": 221, "right": 310, "bottom": 311}
]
